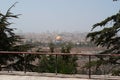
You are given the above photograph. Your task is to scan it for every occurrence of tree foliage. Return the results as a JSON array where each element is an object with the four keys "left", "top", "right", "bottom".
[
  {"left": 0, "top": 3, "right": 20, "bottom": 51},
  {"left": 87, "top": 12, "right": 120, "bottom": 54},
  {"left": 49, "top": 42, "right": 55, "bottom": 53},
  {"left": 0, "top": 3, "right": 21, "bottom": 67},
  {"left": 0, "top": 3, "right": 40, "bottom": 72},
  {"left": 86, "top": 11, "right": 120, "bottom": 75},
  {"left": 37, "top": 55, "right": 77, "bottom": 74},
  {"left": 36, "top": 42, "right": 77, "bottom": 74}
]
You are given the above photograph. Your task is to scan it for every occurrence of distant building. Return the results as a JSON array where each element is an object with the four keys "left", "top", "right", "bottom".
[
  {"left": 55, "top": 36, "right": 63, "bottom": 44},
  {"left": 55, "top": 36, "right": 62, "bottom": 41}
]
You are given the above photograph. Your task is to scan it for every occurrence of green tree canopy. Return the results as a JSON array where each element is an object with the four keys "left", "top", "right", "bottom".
[
  {"left": 0, "top": 3, "right": 40, "bottom": 72},
  {"left": 86, "top": 11, "right": 120, "bottom": 75},
  {"left": 87, "top": 11, "right": 120, "bottom": 54},
  {"left": 0, "top": 3, "right": 20, "bottom": 51},
  {"left": 0, "top": 3, "right": 21, "bottom": 67}
]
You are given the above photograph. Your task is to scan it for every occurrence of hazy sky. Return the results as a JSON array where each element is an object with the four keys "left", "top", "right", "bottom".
[{"left": 0, "top": 0, "right": 120, "bottom": 33}]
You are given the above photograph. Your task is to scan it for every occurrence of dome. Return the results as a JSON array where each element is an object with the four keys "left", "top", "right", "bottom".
[{"left": 55, "top": 36, "right": 62, "bottom": 41}]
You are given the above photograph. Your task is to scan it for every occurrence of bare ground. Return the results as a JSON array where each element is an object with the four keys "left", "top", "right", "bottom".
[
  {"left": 0, "top": 75, "right": 91, "bottom": 80},
  {"left": 0, "top": 71, "right": 120, "bottom": 80}
]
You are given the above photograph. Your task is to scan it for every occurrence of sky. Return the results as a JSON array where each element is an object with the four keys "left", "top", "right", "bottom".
[{"left": 0, "top": 0, "right": 120, "bottom": 33}]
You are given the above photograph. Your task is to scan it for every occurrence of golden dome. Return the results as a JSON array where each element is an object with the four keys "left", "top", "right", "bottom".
[{"left": 55, "top": 36, "right": 62, "bottom": 41}]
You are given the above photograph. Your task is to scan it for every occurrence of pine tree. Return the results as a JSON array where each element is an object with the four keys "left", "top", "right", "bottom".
[
  {"left": 0, "top": 3, "right": 20, "bottom": 51},
  {"left": 87, "top": 12, "right": 120, "bottom": 54},
  {"left": 0, "top": 3, "right": 40, "bottom": 72},
  {"left": 37, "top": 42, "right": 77, "bottom": 74},
  {"left": 0, "top": 3, "right": 21, "bottom": 68},
  {"left": 87, "top": 11, "right": 120, "bottom": 75}
]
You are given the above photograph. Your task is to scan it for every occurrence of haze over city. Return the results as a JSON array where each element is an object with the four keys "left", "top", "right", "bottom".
[{"left": 0, "top": 0, "right": 120, "bottom": 33}]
